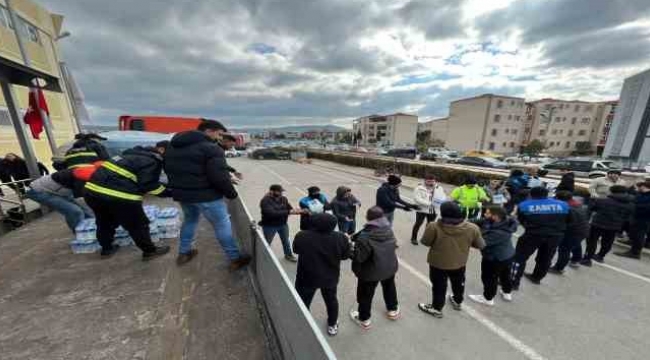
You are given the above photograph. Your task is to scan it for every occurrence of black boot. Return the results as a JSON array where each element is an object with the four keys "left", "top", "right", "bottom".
[{"left": 143, "top": 245, "right": 171, "bottom": 261}]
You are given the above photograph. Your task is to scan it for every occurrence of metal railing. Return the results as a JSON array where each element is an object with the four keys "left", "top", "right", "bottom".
[
  {"left": 0, "top": 179, "right": 32, "bottom": 228},
  {"left": 228, "top": 197, "right": 337, "bottom": 360}
]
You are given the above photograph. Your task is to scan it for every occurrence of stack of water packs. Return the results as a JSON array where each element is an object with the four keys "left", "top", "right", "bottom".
[{"left": 70, "top": 205, "right": 180, "bottom": 254}]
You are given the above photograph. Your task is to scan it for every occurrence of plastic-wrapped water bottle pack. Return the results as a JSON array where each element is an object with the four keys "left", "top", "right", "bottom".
[{"left": 70, "top": 205, "right": 181, "bottom": 254}]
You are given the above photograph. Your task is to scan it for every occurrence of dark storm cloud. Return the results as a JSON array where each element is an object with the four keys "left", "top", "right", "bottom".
[
  {"left": 398, "top": 0, "right": 468, "bottom": 40},
  {"left": 477, "top": 0, "right": 650, "bottom": 68}
]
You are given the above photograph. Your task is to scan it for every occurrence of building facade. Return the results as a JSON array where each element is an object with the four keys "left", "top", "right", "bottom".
[
  {"left": 0, "top": 0, "right": 77, "bottom": 164},
  {"left": 524, "top": 99, "right": 602, "bottom": 155},
  {"left": 445, "top": 94, "right": 526, "bottom": 154},
  {"left": 604, "top": 68, "right": 650, "bottom": 167},
  {"left": 353, "top": 113, "right": 418, "bottom": 147},
  {"left": 592, "top": 101, "right": 618, "bottom": 155},
  {"left": 418, "top": 117, "right": 448, "bottom": 143}
]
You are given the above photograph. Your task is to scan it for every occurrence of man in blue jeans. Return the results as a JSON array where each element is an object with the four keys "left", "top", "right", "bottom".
[
  {"left": 25, "top": 169, "right": 93, "bottom": 232},
  {"left": 260, "top": 184, "right": 304, "bottom": 262},
  {"left": 164, "top": 119, "right": 251, "bottom": 270}
]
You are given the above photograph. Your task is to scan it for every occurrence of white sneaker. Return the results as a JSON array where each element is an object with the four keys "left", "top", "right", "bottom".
[
  {"left": 500, "top": 290, "right": 513, "bottom": 302},
  {"left": 448, "top": 294, "right": 462, "bottom": 310},
  {"left": 469, "top": 294, "right": 495, "bottom": 306},
  {"left": 349, "top": 309, "right": 371, "bottom": 330},
  {"left": 327, "top": 322, "right": 339, "bottom": 336},
  {"left": 386, "top": 307, "right": 400, "bottom": 320}
]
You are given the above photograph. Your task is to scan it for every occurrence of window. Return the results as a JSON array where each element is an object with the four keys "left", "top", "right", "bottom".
[
  {"left": 0, "top": 6, "right": 14, "bottom": 29},
  {"left": 549, "top": 141, "right": 555, "bottom": 147},
  {"left": 516, "top": 116, "right": 521, "bottom": 121},
  {"left": 574, "top": 104, "right": 580, "bottom": 112},
  {"left": 491, "top": 129, "right": 498, "bottom": 136},
  {"left": 555, "top": 117, "right": 561, "bottom": 123},
  {"left": 539, "top": 130, "right": 546, "bottom": 136},
  {"left": 585, "top": 105, "right": 594, "bottom": 112},
  {"left": 489, "top": 142, "right": 495, "bottom": 150},
  {"left": 505, "top": 129, "right": 510, "bottom": 134},
  {"left": 581, "top": 117, "right": 591, "bottom": 125},
  {"left": 16, "top": 17, "right": 40, "bottom": 44},
  {"left": 512, "top": 129, "right": 518, "bottom": 135},
  {"left": 578, "top": 130, "right": 587, "bottom": 136},
  {"left": 502, "top": 142, "right": 507, "bottom": 147},
  {"left": 497, "top": 100, "right": 503, "bottom": 108},
  {"left": 571, "top": 117, "right": 577, "bottom": 124},
  {"left": 510, "top": 142, "right": 515, "bottom": 148},
  {"left": 559, "top": 129, "right": 564, "bottom": 135},
  {"left": 568, "top": 129, "right": 574, "bottom": 136},
  {"left": 508, "top": 114, "right": 512, "bottom": 120},
  {"left": 494, "top": 114, "right": 501, "bottom": 122},
  {"left": 565, "top": 141, "right": 571, "bottom": 149},
  {"left": 510, "top": 100, "right": 515, "bottom": 106},
  {"left": 563, "top": 117, "right": 567, "bottom": 122},
  {"left": 552, "top": 129, "right": 558, "bottom": 135},
  {"left": 545, "top": 104, "right": 551, "bottom": 110},
  {"left": 559, "top": 104, "right": 564, "bottom": 110}
]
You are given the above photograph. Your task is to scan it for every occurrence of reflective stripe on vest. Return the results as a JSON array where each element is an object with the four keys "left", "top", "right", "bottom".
[
  {"left": 68, "top": 163, "right": 95, "bottom": 169},
  {"left": 148, "top": 184, "right": 165, "bottom": 195},
  {"left": 102, "top": 162, "right": 138, "bottom": 183},
  {"left": 85, "top": 182, "right": 143, "bottom": 201},
  {"left": 64, "top": 151, "right": 98, "bottom": 160}
]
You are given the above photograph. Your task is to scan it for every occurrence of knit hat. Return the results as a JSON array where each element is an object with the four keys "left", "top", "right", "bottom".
[
  {"left": 440, "top": 201, "right": 463, "bottom": 220},
  {"left": 465, "top": 176, "right": 477, "bottom": 185},
  {"left": 307, "top": 186, "right": 321, "bottom": 195},
  {"left": 388, "top": 175, "right": 402, "bottom": 186}
]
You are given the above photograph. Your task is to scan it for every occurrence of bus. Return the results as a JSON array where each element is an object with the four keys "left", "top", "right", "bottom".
[{"left": 118, "top": 115, "right": 251, "bottom": 148}]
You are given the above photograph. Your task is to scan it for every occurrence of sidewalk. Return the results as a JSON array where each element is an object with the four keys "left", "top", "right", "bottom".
[{"left": 0, "top": 199, "right": 269, "bottom": 360}]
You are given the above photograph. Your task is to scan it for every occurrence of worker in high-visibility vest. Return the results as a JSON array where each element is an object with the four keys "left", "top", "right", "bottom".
[
  {"left": 83, "top": 143, "right": 170, "bottom": 260},
  {"left": 57, "top": 133, "right": 110, "bottom": 171}
]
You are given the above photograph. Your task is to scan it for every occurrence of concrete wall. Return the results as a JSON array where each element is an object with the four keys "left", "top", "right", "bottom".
[
  {"left": 389, "top": 114, "right": 417, "bottom": 146},
  {"left": 0, "top": 0, "right": 76, "bottom": 165},
  {"left": 446, "top": 96, "right": 490, "bottom": 152},
  {"left": 419, "top": 118, "right": 448, "bottom": 143}
]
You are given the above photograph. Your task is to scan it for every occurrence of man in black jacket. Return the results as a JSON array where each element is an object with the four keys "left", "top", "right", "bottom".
[
  {"left": 58, "top": 133, "right": 110, "bottom": 171},
  {"left": 164, "top": 119, "right": 251, "bottom": 270},
  {"left": 582, "top": 185, "right": 633, "bottom": 265},
  {"left": 293, "top": 213, "right": 351, "bottom": 336},
  {"left": 556, "top": 168, "right": 575, "bottom": 193},
  {"left": 616, "top": 181, "right": 650, "bottom": 260},
  {"left": 350, "top": 206, "right": 400, "bottom": 330},
  {"left": 84, "top": 146, "right": 170, "bottom": 260},
  {"left": 550, "top": 191, "right": 590, "bottom": 273},
  {"left": 376, "top": 175, "right": 416, "bottom": 226},
  {"left": 512, "top": 187, "right": 570, "bottom": 288},
  {"left": 260, "top": 184, "right": 303, "bottom": 262}
]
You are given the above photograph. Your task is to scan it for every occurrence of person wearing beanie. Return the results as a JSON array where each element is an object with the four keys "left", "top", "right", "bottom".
[
  {"left": 511, "top": 186, "right": 569, "bottom": 289},
  {"left": 450, "top": 176, "right": 489, "bottom": 220},
  {"left": 549, "top": 191, "right": 590, "bottom": 273},
  {"left": 298, "top": 186, "right": 331, "bottom": 230},
  {"left": 582, "top": 185, "right": 633, "bottom": 265},
  {"left": 260, "top": 184, "right": 304, "bottom": 262},
  {"left": 376, "top": 174, "right": 418, "bottom": 226},
  {"left": 331, "top": 186, "right": 362, "bottom": 235},
  {"left": 293, "top": 213, "right": 351, "bottom": 337},
  {"left": 418, "top": 201, "right": 485, "bottom": 318},
  {"left": 350, "top": 207, "right": 400, "bottom": 330}
]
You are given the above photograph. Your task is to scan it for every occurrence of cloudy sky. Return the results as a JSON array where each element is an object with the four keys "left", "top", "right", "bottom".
[{"left": 41, "top": 0, "right": 650, "bottom": 128}]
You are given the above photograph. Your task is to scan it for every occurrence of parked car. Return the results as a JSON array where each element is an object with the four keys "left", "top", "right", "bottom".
[
  {"left": 419, "top": 152, "right": 438, "bottom": 162},
  {"left": 225, "top": 149, "right": 243, "bottom": 158},
  {"left": 387, "top": 148, "right": 417, "bottom": 159},
  {"left": 541, "top": 158, "right": 622, "bottom": 178},
  {"left": 455, "top": 156, "right": 510, "bottom": 169},
  {"left": 249, "top": 148, "right": 291, "bottom": 160}
]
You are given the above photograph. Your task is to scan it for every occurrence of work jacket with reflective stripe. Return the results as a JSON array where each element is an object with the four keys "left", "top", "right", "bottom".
[
  {"left": 84, "top": 146, "right": 166, "bottom": 202},
  {"left": 63, "top": 139, "right": 110, "bottom": 169}
]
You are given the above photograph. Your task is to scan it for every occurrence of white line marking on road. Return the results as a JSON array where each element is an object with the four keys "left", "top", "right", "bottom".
[
  {"left": 259, "top": 163, "right": 306, "bottom": 195},
  {"left": 305, "top": 165, "right": 359, "bottom": 183},
  {"left": 398, "top": 258, "right": 548, "bottom": 360},
  {"left": 595, "top": 262, "right": 650, "bottom": 285}
]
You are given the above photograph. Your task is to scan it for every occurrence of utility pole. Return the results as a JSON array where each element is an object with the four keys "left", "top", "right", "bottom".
[{"left": 6, "top": 0, "right": 58, "bottom": 156}]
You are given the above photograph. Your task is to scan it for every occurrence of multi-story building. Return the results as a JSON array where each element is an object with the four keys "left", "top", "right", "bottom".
[
  {"left": 445, "top": 94, "right": 526, "bottom": 153},
  {"left": 418, "top": 117, "right": 448, "bottom": 143},
  {"left": 0, "top": 0, "right": 78, "bottom": 164},
  {"left": 592, "top": 101, "right": 618, "bottom": 155},
  {"left": 525, "top": 99, "right": 603, "bottom": 155},
  {"left": 353, "top": 113, "right": 418, "bottom": 147},
  {"left": 604, "top": 68, "right": 650, "bottom": 167}
]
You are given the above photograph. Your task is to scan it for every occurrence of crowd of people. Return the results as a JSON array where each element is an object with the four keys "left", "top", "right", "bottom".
[
  {"left": 2, "top": 122, "right": 649, "bottom": 338},
  {"left": 259, "top": 164, "right": 650, "bottom": 336}
]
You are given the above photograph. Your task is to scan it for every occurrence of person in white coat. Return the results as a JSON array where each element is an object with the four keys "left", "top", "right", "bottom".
[{"left": 411, "top": 174, "right": 447, "bottom": 245}]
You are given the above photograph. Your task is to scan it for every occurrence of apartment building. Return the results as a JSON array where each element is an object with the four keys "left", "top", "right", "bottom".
[
  {"left": 353, "top": 113, "right": 418, "bottom": 147},
  {"left": 418, "top": 117, "right": 448, "bottom": 142},
  {"left": 445, "top": 94, "right": 526, "bottom": 153},
  {"left": 525, "top": 99, "right": 603, "bottom": 155},
  {"left": 0, "top": 0, "right": 77, "bottom": 163},
  {"left": 592, "top": 101, "right": 618, "bottom": 155}
]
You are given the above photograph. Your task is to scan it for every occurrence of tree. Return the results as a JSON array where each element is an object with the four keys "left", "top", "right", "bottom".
[
  {"left": 574, "top": 141, "right": 593, "bottom": 155},
  {"left": 339, "top": 132, "right": 353, "bottom": 144},
  {"left": 417, "top": 130, "right": 431, "bottom": 143},
  {"left": 523, "top": 139, "right": 545, "bottom": 156}
]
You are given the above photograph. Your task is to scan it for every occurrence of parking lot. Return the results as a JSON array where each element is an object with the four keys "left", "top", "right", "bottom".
[{"left": 232, "top": 157, "right": 650, "bottom": 360}]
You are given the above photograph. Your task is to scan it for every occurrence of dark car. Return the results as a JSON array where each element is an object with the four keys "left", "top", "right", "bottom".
[
  {"left": 249, "top": 148, "right": 291, "bottom": 160},
  {"left": 387, "top": 148, "right": 417, "bottom": 159},
  {"left": 419, "top": 152, "right": 438, "bottom": 162},
  {"left": 455, "top": 156, "right": 509, "bottom": 169}
]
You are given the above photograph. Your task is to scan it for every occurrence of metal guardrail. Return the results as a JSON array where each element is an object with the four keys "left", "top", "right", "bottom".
[
  {"left": 0, "top": 179, "right": 32, "bottom": 227},
  {"left": 228, "top": 197, "right": 337, "bottom": 360}
]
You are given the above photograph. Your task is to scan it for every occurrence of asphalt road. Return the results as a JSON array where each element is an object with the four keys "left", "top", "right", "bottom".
[{"left": 231, "top": 157, "right": 650, "bottom": 360}]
